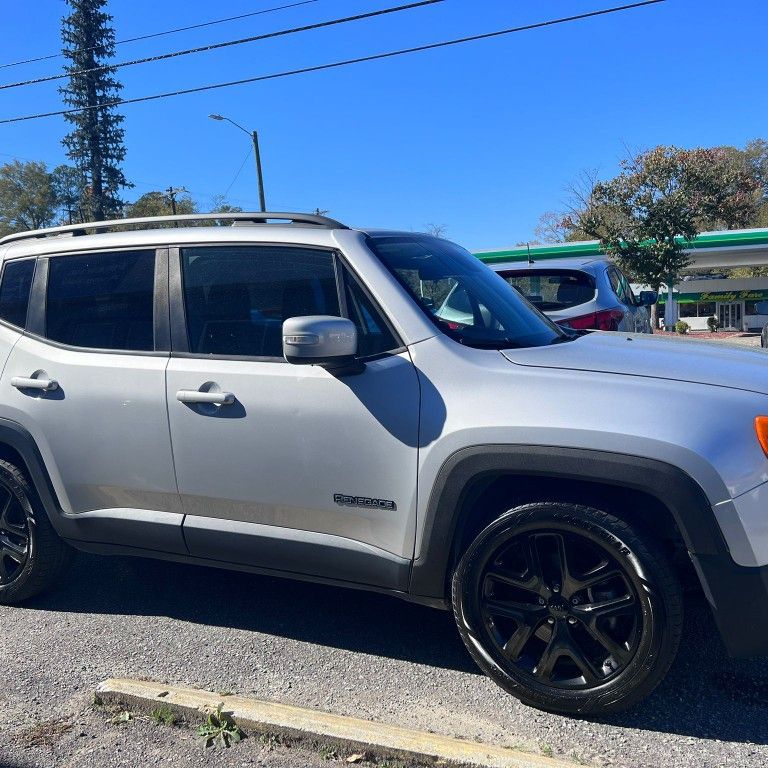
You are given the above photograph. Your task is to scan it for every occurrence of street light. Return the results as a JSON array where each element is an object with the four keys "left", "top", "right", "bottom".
[{"left": 209, "top": 113, "right": 266, "bottom": 212}]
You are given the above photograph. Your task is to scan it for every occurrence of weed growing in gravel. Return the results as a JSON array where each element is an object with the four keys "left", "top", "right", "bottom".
[
  {"left": 197, "top": 703, "right": 243, "bottom": 748},
  {"left": 14, "top": 718, "right": 74, "bottom": 748},
  {"left": 258, "top": 731, "right": 290, "bottom": 750},
  {"left": 108, "top": 711, "right": 134, "bottom": 725},
  {"left": 150, "top": 705, "right": 178, "bottom": 727},
  {"left": 318, "top": 744, "right": 338, "bottom": 760},
  {"left": 540, "top": 744, "right": 554, "bottom": 758}
]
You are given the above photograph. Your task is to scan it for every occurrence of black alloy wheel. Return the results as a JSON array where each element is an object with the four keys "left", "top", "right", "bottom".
[
  {"left": 0, "top": 459, "right": 73, "bottom": 605},
  {"left": 0, "top": 485, "right": 30, "bottom": 586},
  {"left": 479, "top": 528, "right": 640, "bottom": 688},
  {"left": 452, "top": 503, "right": 683, "bottom": 714}
]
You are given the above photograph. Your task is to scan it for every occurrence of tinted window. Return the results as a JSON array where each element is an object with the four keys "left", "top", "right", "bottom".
[
  {"left": 608, "top": 267, "right": 636, "bottom": 306},
  {"left": 46, "top": 251, "right": 155, "bottom": 351},
  {"left": 368, "top": 235, "right": 564, "bottom": 349},
  {"left": 0, "top": 259, "right": 35, "bottom": 328},
  {"left": 499, "top": 269, "right": 595, "bottom": 311},
  {"left": 181, "top": 246, "right": 340, "bottom": 357},
  {"left": 343, "top": 271, "right": 399, "bottom": 357}
]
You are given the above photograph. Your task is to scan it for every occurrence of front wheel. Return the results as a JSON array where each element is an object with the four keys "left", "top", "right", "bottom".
[{"left": 452, "top": 503, "right": 683, "bottom": 715}]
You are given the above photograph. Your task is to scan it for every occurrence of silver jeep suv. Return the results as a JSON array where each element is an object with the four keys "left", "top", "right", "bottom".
[{"left": 0, "top": 212, "right": 766, "bottom": 716}]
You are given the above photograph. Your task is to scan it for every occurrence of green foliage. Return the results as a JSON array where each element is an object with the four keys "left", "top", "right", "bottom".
[
  {"left": 575, "top": 145, "right": 761, "bottom": 290},
  {"left": 125, "top": 191, "right": 197, "bottom": 221},
  {"left": 707, "top": 315, "right": 719, "bottom": 332},
  {"left": 51, "top": 164, "right": 86, "bottom": 224},
  {"left": 0, "top": 160, "right": 58, "bottom": 235},
  {"left": 149, "top": 705, "right": 177, "bottom": 727},
  {"left": 196, "top": 704, "right": 243, "bottom": 748},
  {"left": 60, "top": 0, "right": 130, "bottom": 220},
  {"left": 318, "top": 744, "right": 338, "bottom": 760},
  {"left": 675, "top": 320, "right": 690, "bottom": 335},
  {"left": 108, "top": 710, "right": 133, "bottom": 725}
]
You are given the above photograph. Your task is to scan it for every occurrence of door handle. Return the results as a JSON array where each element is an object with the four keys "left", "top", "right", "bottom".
[
  {"left": 11, "top": 376, "right": 58, "bottom": 392},
  {"left": 176, "top": 389, "right": 235, "bottom": 405}
]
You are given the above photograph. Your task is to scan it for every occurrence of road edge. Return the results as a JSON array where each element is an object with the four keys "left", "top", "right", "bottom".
[{"left": 95, "top": 678, "right": 579, "bottom": 768}]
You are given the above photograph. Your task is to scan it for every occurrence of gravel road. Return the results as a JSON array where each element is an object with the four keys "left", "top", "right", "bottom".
[{"left": 1, "top": 552, "right": 766, "bottom": 768}]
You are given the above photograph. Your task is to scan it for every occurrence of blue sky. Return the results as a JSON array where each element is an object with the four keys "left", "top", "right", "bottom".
[{"left": 0, "top": 0, "right": 765, "bottom": 249}]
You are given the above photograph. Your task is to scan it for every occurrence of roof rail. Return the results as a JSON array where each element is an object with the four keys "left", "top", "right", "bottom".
[{"left": 0, "top": 211, "right": 348, "bottom": 246}]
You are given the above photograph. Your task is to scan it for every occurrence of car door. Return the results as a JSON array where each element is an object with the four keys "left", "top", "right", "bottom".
[
  {"left": 607, "top": 267, "right": 641, "bottom": 331},
  {"left": 165, "top": 243, "right": 420, "bottom": 591},
  {"left": 0, "top": 247, "right": 185, "bottom": 553}
]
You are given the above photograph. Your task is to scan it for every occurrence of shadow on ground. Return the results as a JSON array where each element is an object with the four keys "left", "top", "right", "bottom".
[{"left": 27, "top": 552, "right": 768, "bottom": 746}]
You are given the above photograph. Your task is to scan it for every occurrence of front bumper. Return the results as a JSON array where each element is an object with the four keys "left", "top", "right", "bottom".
[
  {"left": 713, "top": 480, "right": 768, "bottom": 568},
  {"left": 691, "top": 552, "right": 768, "bottom": 657}
]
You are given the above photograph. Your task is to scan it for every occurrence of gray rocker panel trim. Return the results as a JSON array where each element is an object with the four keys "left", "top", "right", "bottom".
[{"left": 183, "top": 515, "right": 410, "bottom": 591}]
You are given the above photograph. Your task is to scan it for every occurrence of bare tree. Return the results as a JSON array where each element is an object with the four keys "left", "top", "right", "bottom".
[{"left": 425, "top": 223, "right": 447, "bottom": 238}]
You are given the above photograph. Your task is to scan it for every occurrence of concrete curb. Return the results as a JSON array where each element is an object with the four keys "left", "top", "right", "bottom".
[{"left": 96, "top": 678, "right": 578, "bottom": 768}]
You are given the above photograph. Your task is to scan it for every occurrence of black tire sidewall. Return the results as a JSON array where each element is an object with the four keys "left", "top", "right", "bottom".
[
  {"left": 452, "top": 503, "right": 681, "bottom": 714},
  {"left": 0, "top": 462, "right": 39, "bottom": 603}
]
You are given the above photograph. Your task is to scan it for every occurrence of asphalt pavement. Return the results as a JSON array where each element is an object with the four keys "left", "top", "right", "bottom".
[{"left": 1, "top": 551, "right": 766, "bottom": 767}]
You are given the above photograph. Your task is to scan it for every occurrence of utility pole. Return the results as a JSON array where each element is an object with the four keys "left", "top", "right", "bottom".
[
  {"left": 251, "top": 130, "right": 266, "bottom": 213},
  {"left": 209, "top": 114, "right": 266, "bottom": 212},
  {"left": 166, "top": 186, "right": 188, "bottom": 223}
]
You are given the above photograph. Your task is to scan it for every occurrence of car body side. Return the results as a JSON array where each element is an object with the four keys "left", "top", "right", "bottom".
[{"left": 0, "top": 227, "right": 765, "bottom": 658}]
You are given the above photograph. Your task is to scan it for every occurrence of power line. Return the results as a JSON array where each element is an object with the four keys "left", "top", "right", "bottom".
[
  {"left": 224, "top": 148, "right": 255, "bottom": 197},
  {"left": 0, "top": 0, "right": 444, "bottom": 91},
  {"left": 0, "top": 1, "right": 665, "bottom": 125},
  {"left": 0, "top": 0, "right": 320, "bottom": 71}
]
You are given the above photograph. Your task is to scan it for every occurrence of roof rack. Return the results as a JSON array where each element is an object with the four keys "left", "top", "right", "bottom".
[{"left": 0, "top": 211, "right": 348, "bottom": 246}]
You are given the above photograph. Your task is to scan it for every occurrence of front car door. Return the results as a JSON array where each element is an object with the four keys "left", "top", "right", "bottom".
[{"left": 165, "top": 243, "right": 420, "bottom": 591}]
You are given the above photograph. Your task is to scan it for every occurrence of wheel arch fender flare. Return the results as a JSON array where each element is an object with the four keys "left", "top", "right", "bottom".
[
  {"left": 0, "top": 417, "right": 64, "bottom": 532},
  {"left": 409, "top": 444, "right": 728, "bottom": 601}
]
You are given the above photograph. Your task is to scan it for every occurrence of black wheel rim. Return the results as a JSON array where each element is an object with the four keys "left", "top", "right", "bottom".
[
  {"left": 478, "top": 528, "right": 641, "bottom": 689},
  {"left": 0, "top": 486, "right": 30, "bottom": 586}
]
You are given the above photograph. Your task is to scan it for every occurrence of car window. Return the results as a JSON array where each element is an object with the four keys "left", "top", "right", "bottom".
[
  {"left": 368, "top": 235, "right": 564, "bottom": 349},
  {"left": 608, "top": 267, "right": 636, "bottom": 306},
  {"left": 343, "top": 269, "right": 399, "bottom": 358},
  {"left": 46, "top": 251, "right": 155, "bottom": 351},
  {"left": 500, "top": 269, "right": 595, "bottom": 311},
  {"left": 181, "top": 246, "right": 340, "bottom": 358},
  {"left": 0, "top": 258, "right": 35, "bottom": 329}
]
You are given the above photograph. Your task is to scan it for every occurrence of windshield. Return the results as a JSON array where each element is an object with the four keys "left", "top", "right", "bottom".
[
  {"left": 500, "top": 269, "right": 596, "bottom": 312},
  {"left": 367, "top": 235, "right": 565, "bottom": 348}
]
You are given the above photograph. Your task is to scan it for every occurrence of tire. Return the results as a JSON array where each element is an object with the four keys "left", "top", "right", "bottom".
[
  {"left": 0, "top": 459, "right": 73, "bottom": 605},
  {"left": 452, "top": 502, "right": 683, "bottom": 715}
]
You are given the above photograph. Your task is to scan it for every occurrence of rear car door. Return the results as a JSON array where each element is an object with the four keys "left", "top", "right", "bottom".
[
  {"left": 166, "top": 243, "right": 420, "bottom": 591},
  {"left": 608, "top": 267, "right": 643, "bottom": 331},
  {"left": 0, "top": 247, "right": 184, "bottom": 553}
]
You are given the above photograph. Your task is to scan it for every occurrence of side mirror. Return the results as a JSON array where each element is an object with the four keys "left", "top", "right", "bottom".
[
  {"left": 283, "top": 316, "right": 363, "bottom": 374},
  {"left": 639, "top": 290, "right": 658, "bottom": 306}
]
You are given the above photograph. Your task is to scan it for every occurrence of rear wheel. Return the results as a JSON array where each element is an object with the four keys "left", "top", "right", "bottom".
[
  {"left": 0, "top": 460, "right": 73, "bottom": 605},
  {"left": 452, "top": 502, "right": 683, "bottom": 714}
]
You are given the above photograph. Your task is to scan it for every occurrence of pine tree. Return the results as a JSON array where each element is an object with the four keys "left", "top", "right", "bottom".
[{"left": 59, "top": 0, "right": 130, "bottom": 221}]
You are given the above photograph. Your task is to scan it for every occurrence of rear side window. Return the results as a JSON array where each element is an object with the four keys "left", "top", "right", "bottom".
[
  {"left": 0, "top": 259, "right": 35, "bottom": 328},
  {"left": 46, "top": 251, "right": 155, "bottom": 351},
  {"left": 181, "top": 246, "right": 340, "bottom": 358},
  {"left": 500, "top": 269, "right": 595, "bottom": 311}
]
